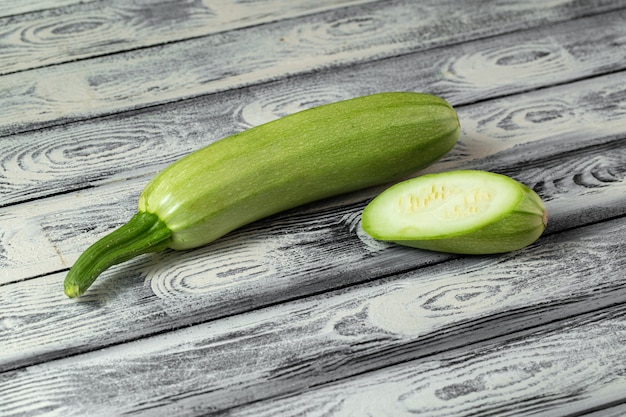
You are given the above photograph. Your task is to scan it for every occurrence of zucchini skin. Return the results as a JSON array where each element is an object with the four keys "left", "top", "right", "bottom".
[
  {"left": 65, "top": 92, "right": 460, "bottom": 297},
  {"left": 140, "top": 92, "right": 460, "bottom": 249}
]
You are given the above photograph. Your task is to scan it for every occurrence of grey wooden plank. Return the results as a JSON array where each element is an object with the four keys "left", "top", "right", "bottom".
[
  {"left": 2, "top": 0, "right": 624, "bottom": 136},
  {"left": 2, "top": 72, "right": 624, "bottom": 283},
  {"left": 2, "top": 2, "right": 623, "bottom": 416},
  {"left": 578, "top": 402, "right": 626, "bottom": 417},
  {"left": 0, "top": 106, "right": 624, "bottom": 373},
  {"left": 0, "top": 0, "right": 374, "bottom": 74},
  {"left": 226, "top": 302, "right": 626, "bottom": 417},
  {"left": 0, "top": 0, "right": 99, "bottom": 19},
  {"left": 2, "top": 10, "right": 626, "bottom": 207},
  {"left": 1, "top": 216, "right": 625, "bottom": 416}
]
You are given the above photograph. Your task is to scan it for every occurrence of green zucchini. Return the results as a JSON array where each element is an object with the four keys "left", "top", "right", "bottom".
[
  {"left": 361, "top": 170, "right": 547, "bottom": 254},
  {"left": 64, "top": 92, "right": 460, "bottom": 297}
]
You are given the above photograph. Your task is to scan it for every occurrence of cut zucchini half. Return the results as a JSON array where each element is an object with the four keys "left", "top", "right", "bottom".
[{"left": 361, "top": 170, "right": 547, "bottom": 254}]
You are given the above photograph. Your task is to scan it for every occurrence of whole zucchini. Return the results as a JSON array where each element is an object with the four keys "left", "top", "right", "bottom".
[{"left": 64, "top": 92, "right": 460, "bottom": 297}]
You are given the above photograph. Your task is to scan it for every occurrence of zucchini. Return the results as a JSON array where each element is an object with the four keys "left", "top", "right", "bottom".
[
  {"left": 361, "top": 170, "right": 547, "bottom": 254},
  {"left": 64, "top": 92, "right": 460, "bottom": 297}
]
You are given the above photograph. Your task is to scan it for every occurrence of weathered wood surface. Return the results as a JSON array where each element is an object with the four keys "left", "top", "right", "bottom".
[
  {"left": 2, "top": 217, "right": 626, "bottom": 416},
  {"left": 0, "top": 0, "right": 97, "bottom": 19},
  {"left": 0, "top": 0, "right": 375, "bottom": 74},
  {"left": 1, "top": 8, "right": 626, "bottom": 206},
  {"left": 2, "top": 131, "right": 623, "bottom": 369},
  {"left": 1, "top": 0, "right": 626, "bottom": 416},
  {"left": 2, "top": 0, "right": 625, "bottom": 136}
]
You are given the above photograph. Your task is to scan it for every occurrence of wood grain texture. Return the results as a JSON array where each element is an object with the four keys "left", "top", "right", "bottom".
[
  {"left": 2, "top": 9, "right": 625, "bottom": 207},
  {"left": 228, "top": 306, "right": 626, "bottom": 417},
  {"left": 1, "top": 217, "right": 625, "bottom": 416},
  {"left": 2, "top": 1, "right": 626, "bottom": 415},
  {"left": 2, "top": 71, "right": 624, "bottom": 283},
  {"left": 0, "top": 0, "right": 375, "bottom": 74},
  {"left": 0, "top": 0, "right": 98, "bottom": 19},
  {"left": 2, "top": 0, "right": 624, "bottom": 136},
  {"left": 0, "top": 117, "right": 624, "bottom": 373},
  {"left": 582, "top": 403, "right": 626, "bottom": 417}
]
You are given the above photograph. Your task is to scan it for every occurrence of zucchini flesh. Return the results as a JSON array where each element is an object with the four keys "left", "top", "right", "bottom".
[
  {"left": 64, "top": 92, "right": 460, "bottom": 297},
  {"left": 361, "top": 170, "right": 547, "bottom": 254}
]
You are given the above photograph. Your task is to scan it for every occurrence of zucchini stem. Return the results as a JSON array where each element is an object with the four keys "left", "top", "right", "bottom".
[{"left": 64, "top": 211, "right": 172, "bottom": 298}]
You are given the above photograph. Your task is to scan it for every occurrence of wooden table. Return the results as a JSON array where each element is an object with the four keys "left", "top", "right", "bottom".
[{"left": 2, "top": 1, "right": 626, "bottom": 415}]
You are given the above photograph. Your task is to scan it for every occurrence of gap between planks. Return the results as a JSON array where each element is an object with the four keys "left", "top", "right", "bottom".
[
  {"left": 1, "top": 137, "right": 624, "bottom": 372},
  {"left": 2, "top": 0, "right": 626, "bottom": 137},
  {"left": 224, "top": 303, "right": 626, "bottom": 417},
  {"left": 0, "top": 0, "right": 379, "bottom": 75},
  {"left": 1, "top": 216, "right": 625, "bottom": 415}
]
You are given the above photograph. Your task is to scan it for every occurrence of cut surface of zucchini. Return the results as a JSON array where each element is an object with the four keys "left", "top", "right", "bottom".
[{"left": 361, "top": 170, "right": 547, "bottom": 254}]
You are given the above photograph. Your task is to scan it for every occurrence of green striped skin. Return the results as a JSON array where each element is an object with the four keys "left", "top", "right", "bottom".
[{"left": 64, "top": 92, "right": 460, "bottom": 297}]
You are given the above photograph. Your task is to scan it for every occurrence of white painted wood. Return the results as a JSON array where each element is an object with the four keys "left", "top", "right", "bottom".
[
  {"left": 0, "top": 0, "right": 376, "bottom": 74},
  {"left": 579, "top": 403, "right": 626, "bottom": 417},
  {"left": 1, "top": 217, "right": 625, "bottom": 415},
  {"left": 228, "top": 307, "right": 626, "bottom": 417},
  {"left": 2, "top": 11, "right": 626, "bottom": 207},
  {"left": 0, "top": 0, "right": 98, "bottom": 19},
  {"left": 2, "top": 72, "right": 624, "bottom": 283},
  {"left": 2, "top": 0, "right": 626, "bottom": 414},
  {"left": 0, "top": 116, "right": 623, "bottom": 373},
  {"left": 2, "top": 0, "right": 624, "bottom": 136}
]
